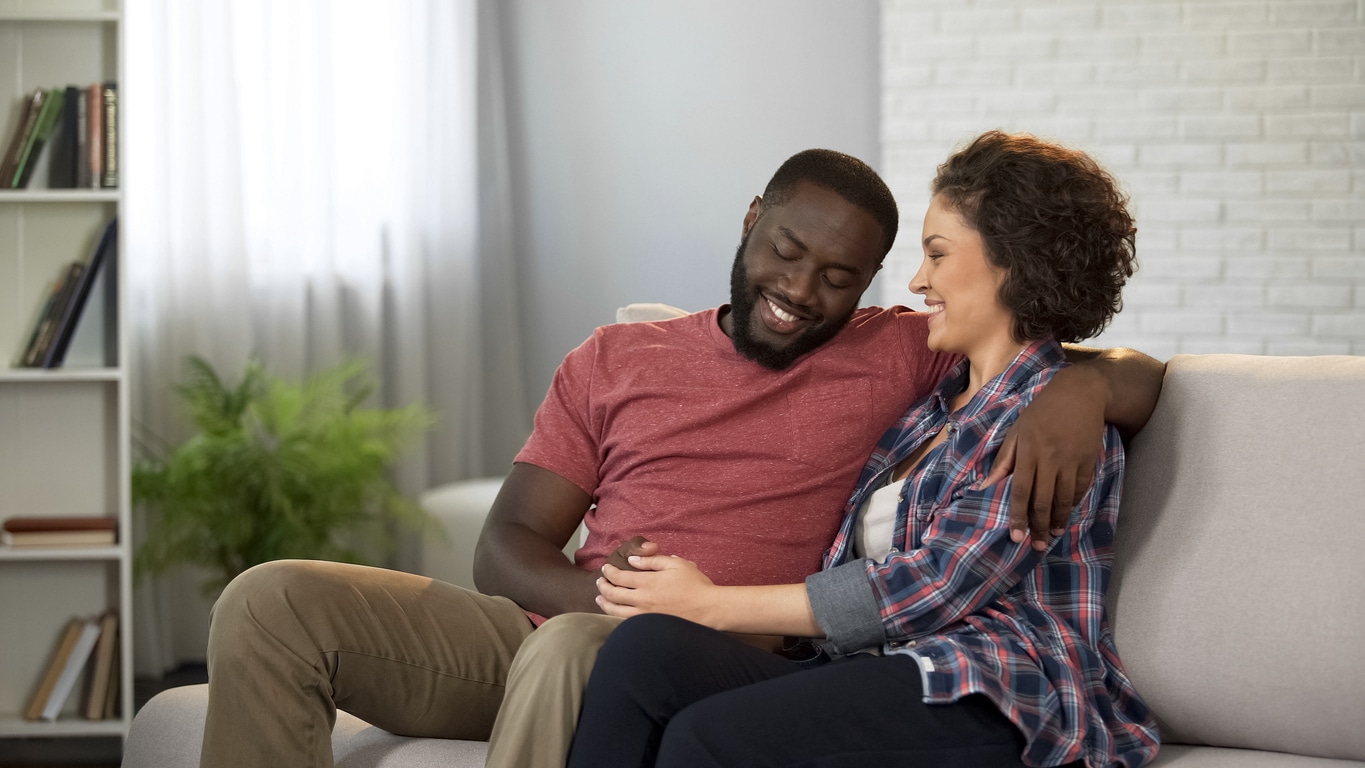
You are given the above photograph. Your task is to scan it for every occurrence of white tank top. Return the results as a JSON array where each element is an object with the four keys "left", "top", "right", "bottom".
[{"left": 853, "top": 474, "right": 902, "bottom": 563}]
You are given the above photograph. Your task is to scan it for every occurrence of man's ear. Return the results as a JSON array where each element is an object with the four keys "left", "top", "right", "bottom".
[{"left": 742, "top": 195, "right": 762, "bottom": 238}]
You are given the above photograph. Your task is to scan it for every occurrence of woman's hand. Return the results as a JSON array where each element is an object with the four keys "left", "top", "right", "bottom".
[
  {"left": 598, "top": 557, "right": 824, "bottom": 639},
  {"left": 596, "top": 555, "right": 718, "bottom": 624}
]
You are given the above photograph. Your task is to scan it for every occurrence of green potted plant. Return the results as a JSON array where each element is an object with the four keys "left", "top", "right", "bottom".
[{"left": 133, "top": 355, "right": 437, "bottom": 595}]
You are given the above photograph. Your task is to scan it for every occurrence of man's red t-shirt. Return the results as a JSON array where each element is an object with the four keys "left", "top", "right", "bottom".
[{"left": 515, "top": 305, "right": 957, "bottom": 589}]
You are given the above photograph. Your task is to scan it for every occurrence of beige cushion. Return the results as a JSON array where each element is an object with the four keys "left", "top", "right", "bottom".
[
  {"left": 614, "top": 302, "right": 689, "bottom": 323},
  {"left": 1110, "top": 354, "right": 1365, "bottom": 762}
]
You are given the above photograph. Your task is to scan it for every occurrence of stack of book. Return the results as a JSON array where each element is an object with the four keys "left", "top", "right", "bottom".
[
  {"left": 1, "top": 515, "right": 118, "bottom": 548},
  {"left": 0, "top": 82, "right": 118, "bottom": 190},
  {"left": 24, "top": 611, "right": 120, "bottom": 721},
  {"left": 14, "top": 217, "right": 117, "bottom": 369}
]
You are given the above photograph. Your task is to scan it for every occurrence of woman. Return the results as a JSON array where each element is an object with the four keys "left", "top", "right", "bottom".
[{"left": 565, "top": 131, "right": 1160, "bottom": 768}]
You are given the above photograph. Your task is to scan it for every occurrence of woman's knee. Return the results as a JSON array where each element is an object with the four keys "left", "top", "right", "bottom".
[
  {"left": 600, "top": 614, "right": 708, "bottom": 659},
  {"left": 589, "top": 614, "right": 722, "bottom": 696}
]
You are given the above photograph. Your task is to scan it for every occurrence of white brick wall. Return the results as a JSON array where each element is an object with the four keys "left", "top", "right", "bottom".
[{"left": 880, "top": 0, "right": 1365, "bottom": 359}]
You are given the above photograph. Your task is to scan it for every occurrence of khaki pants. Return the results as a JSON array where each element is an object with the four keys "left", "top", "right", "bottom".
[
  {"left": 485, "top": 613, "right": 623, "bottom": 768},
  {"left": 201, "top": 560, "right": 538, "bottom": 768}
]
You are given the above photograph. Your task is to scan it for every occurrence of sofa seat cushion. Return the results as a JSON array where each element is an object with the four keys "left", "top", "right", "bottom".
[
  {"left": 1151, "top": 745, "right": 1365, "bottom": 767},
  {"left": 124, "top": 684, "right": 489, "bottom": 768}
]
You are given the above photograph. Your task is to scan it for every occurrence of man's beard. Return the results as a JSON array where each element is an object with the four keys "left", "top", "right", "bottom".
[{"left": 728, "top": 238, "right": 851, "bottom": 371}]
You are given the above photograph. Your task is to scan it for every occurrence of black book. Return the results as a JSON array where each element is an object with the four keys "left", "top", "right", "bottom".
[
  {"left": 74, "top": 89, "right": 90, "bottom": 189},
  {"left": 41, "top": 217, "right": 117, "bottom": 368},
  {"left": 48, "top": 85, "right": 81, "bottom": 189}
]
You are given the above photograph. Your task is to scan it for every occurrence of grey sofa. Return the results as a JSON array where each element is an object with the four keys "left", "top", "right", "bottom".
[{"left": 122, "top": 351, "right": 1365, "bottom": 768}]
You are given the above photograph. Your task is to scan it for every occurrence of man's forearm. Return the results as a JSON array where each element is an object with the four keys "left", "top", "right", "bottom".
[
  {"left": 1063, "top": 345, "right": 1165, "bottom": 441},
  {"left": 473, "top": 521, "right": 601, "bottom": 617}
]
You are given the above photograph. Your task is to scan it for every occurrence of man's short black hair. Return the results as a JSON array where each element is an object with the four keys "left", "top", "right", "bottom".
[{"left": 762, "top": 149, "right": 899, "bottom": 258}]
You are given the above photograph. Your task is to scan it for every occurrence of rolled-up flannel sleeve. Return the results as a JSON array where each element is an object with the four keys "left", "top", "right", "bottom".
[{"left": 806, "top": 560, "right": 885, "bottom": 653}]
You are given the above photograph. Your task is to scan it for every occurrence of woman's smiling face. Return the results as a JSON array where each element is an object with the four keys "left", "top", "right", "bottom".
[{"left": 910, "top": 195, "right": 1015, "bottom": 356}]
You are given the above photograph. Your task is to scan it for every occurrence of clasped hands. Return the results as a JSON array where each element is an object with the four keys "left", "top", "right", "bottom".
[{"left": 596, "top": 546, "right": 715, "bottom": 622}]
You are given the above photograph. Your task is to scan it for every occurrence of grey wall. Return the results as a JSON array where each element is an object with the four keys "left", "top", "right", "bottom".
[{"left": 499, "top": 0, "right": 882, "bottom": 407}]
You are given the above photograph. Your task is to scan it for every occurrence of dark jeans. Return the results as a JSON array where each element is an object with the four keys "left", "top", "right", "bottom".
[{"left": 567, "top": 614, "right": 1048, "bottom": 768}]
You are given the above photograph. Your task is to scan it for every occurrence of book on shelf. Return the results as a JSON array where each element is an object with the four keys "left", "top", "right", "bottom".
[
  {"left": 48, "top": 85, "right": 82, "bottom": 189},
  {"left": 101, "top": 629, "right": 120, "bottom": 718},
  {"left": 2, "top": 515, "right": 118, "bottom": 547},
  {"left": 39, "top": 217, "right": 118, "bottom": 368},
  {"left": 0, "top": 83, "right": 117, "bottom": 191},
  {"left": 84, "top": 611, "right": 119, "bottom": 720},
  {"left": 23, "top": 618, "right": 83, "bottom": 720},
  {"left": 0, "top": 89, "right": 45, "bottom": 190},
  {"left": 74, "top": 88, "right": 91, "bottom": 189},
  {"left": 14, "top": 216, "right": 118, "bottom": 369},
  {"left": 22, "top": 261, "right": 86, "bottom": 367},
  {"left": 38, "top": 615, "right": 102, "bottom": 721},
  {"left": 16, "top": 272, "right": 63, "bottom": 367},
  {"left": 24, "top": 615, "right": 101, "bottom": 721},
  {"left": 101, "top": 83, "right": 118, "bottom": 189},
  {"left": 10, "top": 87, "right": 65, "bottom": 189},
  {"left": 18, "top": 262, "right": 79, "bottom": 366},
  {"left": 87, "top": 83, "right": 103, "bottom": 189}
]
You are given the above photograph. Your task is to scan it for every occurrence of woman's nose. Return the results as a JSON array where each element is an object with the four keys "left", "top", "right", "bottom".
[{"left": 909, "top": 259, "right": 929, "bottom": 295}]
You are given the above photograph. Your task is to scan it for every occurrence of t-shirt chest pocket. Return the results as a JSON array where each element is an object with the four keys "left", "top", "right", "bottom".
[{"left": 783, "top": 381, "right": 874, "bottom": 469}]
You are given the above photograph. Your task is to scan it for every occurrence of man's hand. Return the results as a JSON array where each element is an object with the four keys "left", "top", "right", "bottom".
[
  {"left": 979, "top": 364, "right": 1106, "bottom": 551},
  {"left": 603, "top": 536, "right": 660, "bottom": 572}
]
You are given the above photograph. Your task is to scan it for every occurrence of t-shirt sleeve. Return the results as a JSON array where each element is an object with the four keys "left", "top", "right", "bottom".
[{"left": 513, "top": 332, "right": 603, "bottom": 498}]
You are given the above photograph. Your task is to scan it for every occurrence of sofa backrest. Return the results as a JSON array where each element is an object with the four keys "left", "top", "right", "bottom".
[{"left": 1108, "top": 354, "right": 1365, "bottom": 761}]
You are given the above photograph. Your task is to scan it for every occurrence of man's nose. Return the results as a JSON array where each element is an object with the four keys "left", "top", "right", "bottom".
[{"left": 782, "top": 266, "right": 818, "bottom": 305}]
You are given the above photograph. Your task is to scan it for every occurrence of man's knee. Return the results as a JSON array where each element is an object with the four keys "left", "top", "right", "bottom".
[
  {"left": 511, "top": 613, "right": 622, "bottom": 678},
  {"left": 208, "top": 560, "right": 338, "bottom": 667}
]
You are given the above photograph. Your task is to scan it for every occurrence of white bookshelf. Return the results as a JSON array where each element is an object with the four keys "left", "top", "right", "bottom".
[{"left": 0, "top": 0, "right": 131, "bottom": 744}]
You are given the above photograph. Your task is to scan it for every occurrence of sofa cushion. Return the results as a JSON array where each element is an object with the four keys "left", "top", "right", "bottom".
[
  {"left": 1109, "top": 354, "right": 1365, "bottom": 761},
  {"left": 124, "top": 683, "right": 489, "bottom": 768}
]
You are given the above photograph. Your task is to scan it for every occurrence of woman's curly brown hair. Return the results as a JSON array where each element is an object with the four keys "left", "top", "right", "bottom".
[{"left": 932, "top": 130, "right": 1137, "bottom": 344}]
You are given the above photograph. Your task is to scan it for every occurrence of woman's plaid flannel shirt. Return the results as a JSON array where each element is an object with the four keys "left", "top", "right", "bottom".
[{"left": 805, "top": 339, "right": 1160, "bottom": 768}]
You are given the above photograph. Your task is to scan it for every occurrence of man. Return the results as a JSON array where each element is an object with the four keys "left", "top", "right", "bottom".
[{"left": 200, "top": 150, "right": 1162, "bottom": 768}]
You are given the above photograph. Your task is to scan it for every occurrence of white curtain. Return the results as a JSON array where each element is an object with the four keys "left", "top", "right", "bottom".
[{"left": 124, "top": 0, "right": 529, "bottom": 676}]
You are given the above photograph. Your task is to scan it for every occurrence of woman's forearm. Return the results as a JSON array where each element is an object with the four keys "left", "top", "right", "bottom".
[{"left": 707, "top": 583, "right": 824, "bottom": 638}]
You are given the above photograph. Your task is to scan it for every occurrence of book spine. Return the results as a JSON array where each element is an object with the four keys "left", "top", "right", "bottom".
[
  {"left": 101, "top": 83, "right": 117, "bottom": 188},
  {"left": 13, "top": 88, "right": 65, "bottom": 189},
  {"left": 84, "top": 612, "right": 119, "bottom": 720},
  {"left": 0, "top": 90, "right": 40, "bottom": 190},
  {"left": 74, "top": 89, "right": 91, "bottom": 189},
  {"left": 87, "top": 83, "right": 102, "bottom": 190},
  {"left": 4, "top": 89, "right": 47, "bottom": 189},
  {"left": 42, "top": 218, "right": 117, "bottom": 368},
  {"left": 26, "top": 262, "right": 85, "bottom": 367},
  {"left": 23, "top": 618, "right": 83, "bottom": 721},
  {"left": 22, "top": 267, "right": 73, "bottom": 367},
  {"left": 48, "top": 85, "right": 81, "bottom": 189},
  {"left": 17, "top": 284, "right": 59, "bottom": 367},
  {"left": 40, "top": 617, "right": 102, "bottom": 721}
]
